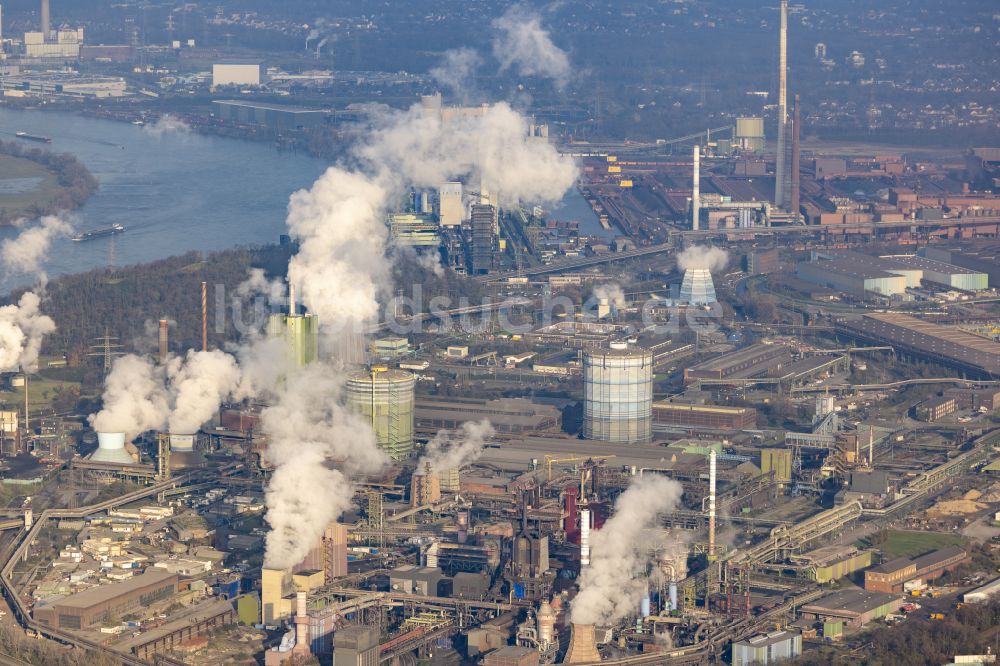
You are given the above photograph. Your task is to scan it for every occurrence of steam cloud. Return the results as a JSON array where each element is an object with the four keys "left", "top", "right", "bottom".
[
  {"left": 0, "top": 292, "right": 56, "bottom": 372},
  {"left": 2, "top": 215, "right": 71, "bottom": 281},
  {"left": 592, "top": 283, "right": 626, "bottom": 304},
  {"left": 260, "top": 365, "right": 388, "bottom": 568},
  {"left": 677, "top": 245, "right": 729, "bottom": 273},
  {"left": 430, "top": 48, "right": 483, "bottom": 103},
  {"left": 417, "top": 419, "right": 495, "bottom": 473},
  {"left": 492, "top": 5, "right": 571, "bottom": 89},
  {"left": 143, "top": 115, "right": 192, "bottom": 137},
  {"left": 166, "top": 350, "right": 242, "bottom": 435},
  {"left": 571, "top": 475, "right": 683, "bottom": 625},
  {"left": 89, "top": 355, "right": 169, "bottom": 437}
]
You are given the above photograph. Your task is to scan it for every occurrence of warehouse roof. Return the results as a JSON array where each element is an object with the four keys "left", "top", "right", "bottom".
[
  {"left": 803, "top": 588, "right": 900, "bottom": 617},
  {"left": 912, "top": 546, "right": 967, "bottom": 571},
  {"left": 46, "top": 570, "right": 177, "bottom": 610},
  {"left": 869, "top": 558, "right": 913, "bottom": 575}
]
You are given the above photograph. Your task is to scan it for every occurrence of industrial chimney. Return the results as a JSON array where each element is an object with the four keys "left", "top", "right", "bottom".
[
  {"left": 774, "top": 0, "right": 790, "bottom": 209},
  {"left": 41, "top": 0, "right": 50, "bottom": 40},
  {"left": 708, "top": 449, "right": 717, "bottom": 559},
  {"left": 691, "top": 144, "right": 700, "bottom": 231},
  {"left": 563, "top": 623, "right": 601, "bottom": 664},
  {"left": 158, "top": 319, "right": 169, "bottom": 364},
  {"left": 579, "top": 502, "right": 591, "bottom": 567},
  {"left": 292, "top": 591, "right": 312, "bottom": 658},
  {"left": 791, "top": 94, "right": 801, "bottom": 220}
]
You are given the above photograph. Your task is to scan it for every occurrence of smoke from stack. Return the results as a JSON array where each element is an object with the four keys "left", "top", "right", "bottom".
[
  {"left": 165, "top": 349, "right": 242, "bottom": 435},
  {"left": 592, "top": 283, "right": 625, "bottom": 304},
  {"left": 491, "top": 5, "right": 571, "bottom": 89},
  {"left": 417, "top": 419, "right": 495, "bottom": 473},
  {"left": 571, "top": 475, "right": 683, "bottom": 625},
  {"left": 260, "top": 364, "right": 388, "bottom": 570},
  {"left": 2, "top": 215, "right": 71, "bottom": 283},
  {"left": 677, "top": 245, "right": 729, "bottom": 273},
  {"left": 89, "top": 355, "right": 169, "bottom": 438},
  {"left": 0, "top": 292, "right": 56, "bottom": 373}
]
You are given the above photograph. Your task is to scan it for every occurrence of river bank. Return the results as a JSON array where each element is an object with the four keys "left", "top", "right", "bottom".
[{"left": 0, "top": 140, "right": 98, "bottom": 224}]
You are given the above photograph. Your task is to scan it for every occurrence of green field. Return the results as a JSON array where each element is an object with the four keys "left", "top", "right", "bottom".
[
  {"left": 861, "top": 529, "right": 966, "bottom": 558},
  {"left": 0, "top": 152, "right": 63, "bottom": 219}
]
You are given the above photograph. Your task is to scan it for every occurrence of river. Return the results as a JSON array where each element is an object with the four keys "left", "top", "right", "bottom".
[{"left": 0, "top": 106, "right": 604, "bottom": 293}]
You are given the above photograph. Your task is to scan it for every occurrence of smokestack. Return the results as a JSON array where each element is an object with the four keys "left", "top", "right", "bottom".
[
  {"left": 288, "top": 279, "right": 296, "bottom": 316},
  {"left": 41, "top": 0, "right": 50, "bottom": 39},
  {"left": 869, "top": 425, "right": 875, "bottom": 468},
  {"left": 692, "top": 144, "right": 700, "bottom": 231},
  {"left": 158, "top": 319, "right": 169, "bottom": 364},
  {"left": 579, "top": 503, "right": 591, "bottom": 567},
  {"left": 200, "top": 281, "right": 207, "bottom": 352},
  {"left": 791, "top": 94, "right": 801, "bottom": 221},
  {"left": 293, "top": 591, "right": 311, "bottom": 656},
  {"left": 563, "top": 623, "right": 601, "bottom": 664},
  {"left": 708, "top": 449, "right": 717, "bottom": 559},
  {"left": 774, "top": 0, "right": 789, "bottom": 208}
]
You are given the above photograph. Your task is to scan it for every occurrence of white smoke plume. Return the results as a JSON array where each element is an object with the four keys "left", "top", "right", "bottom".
[
  {"left": 677, "top": 245, "right": 729, "bottom": 273},
  {"left": 2, "top": 215, "right": 71, "bottom": 282},
  {"left": 236, "top": 267, "right": 287, "bottom": 305},
  {"left": 143, "top": 115, "right": 192, "bottom": 137},
  {"left": 262, "top": 67, "right": 577, "bottom": 570},
  {"left": 0, "top": 292, "right": 56, "bottom": 372},
  {"left": 361, "top": 102, "right": 577, "bottom": 205},
  {"left": 492, "top": 5, "right": 571, "bottom": 89},
  {"left": 417, "top": 419, "right": 495, "bottom": 473},
  {"left": 430, "top": 47, "right": 483, "bottom": 103},
  {"left": 592, "top": 283, "right": 626, "bottom": 304},
  {"left": 571, "top": 475, "right": 683, "bottom": 625},
  {"left": 261, "top": 364, "right": 388, "bottom": 569},
  {"left": 166, "top": 349, "right": 242, "bottom": 435},
  {"left": 89, "top": 354, "right": 169, "bottom": 437}
]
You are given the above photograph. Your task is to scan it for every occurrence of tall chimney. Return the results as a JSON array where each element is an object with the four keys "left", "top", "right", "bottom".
[
  {"left": 579, "top": 503, "right": 591, "bottom": 567},
  {"left": 774, "top": 0, "right": 789, "bottom": 208},
  {"left": 708, "top": 449, "right": 717, "bottom": 559},
  {"left": 293, "top": 591, "right": 311, "bottom": 657},
  {"left": 158, "top": 319, "right": 169, "bottom": 364},
  {"left": 869, "top": 425, "right": 875, "bottom": 468},
  {"left": 692, "top": 144, "right": 700, "bottom": 231},
  {"left": 288, "top": 278, "right": 296, "bottom": 316},
  {"left": 791, "top": 94, "right": 801, "bottom": 221},
  {"left": 200, "top": 281, "right": 208, "bottom": 352},
  {"left": 41, "top": 0, "right": 50, "bottom": 39}
]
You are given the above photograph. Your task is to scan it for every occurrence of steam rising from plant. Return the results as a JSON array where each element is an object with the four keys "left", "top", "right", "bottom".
[
  {"left": 571, "top": 475, "right": 683, "bottom": 625},
  {"left": 492, "top": 5, "right": 571, "bottom": 89},
  {"left": 89, "top": 355, "right": 169, "bottom": 437},
  {"left": 417, "top": 419, "right": 495, "bottom": 472},
  {"left": 430, "top": 47, "right": 483, "bottom": 102},
  {"left": 592, "top": 283, "right": 625, "bottom": 304},
  {"left": 166, "top": 350, "right": 242, "bottom": 435},
  {"left": 0, "top": 293, "right": 56, "bottom": 372},
  {"left": 260, "top": 365, "right": 389, "bottom": 568},
  {"left": 677, "top": 245, "right": 729, "bottom": 273},
  {"left": 2, "top": 215, "right": 71, "bottom": 281}
]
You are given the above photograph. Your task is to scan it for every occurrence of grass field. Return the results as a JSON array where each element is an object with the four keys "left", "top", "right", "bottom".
[
  {"left": 0, "top": 152, "right": 63, "bottom": 219},
  {"left": 0, "top": 375, "right": 77, "bottom": 417},
  {"left": 861, "top": 529, "right": 966, "bottom": 558}
]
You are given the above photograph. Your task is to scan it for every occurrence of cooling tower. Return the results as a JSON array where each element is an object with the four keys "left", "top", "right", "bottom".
[
  {"left": 346, "top": 368, "right": 415, "bottom": 461},
  {"left": 563, "top": 623, "right": 601, "bottom": 664},
  {"left": 679, "top": 268, "right": 717, "bottom": 305},
  {"left": 90, "top": 432, "right": 136, "bottom": 465},
  {"left": 582, "top": 342, "right": 653, "bottom": 443}
]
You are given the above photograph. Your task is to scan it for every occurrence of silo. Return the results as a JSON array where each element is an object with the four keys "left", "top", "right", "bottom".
[
  {"left": 346, "top": 368, "right": 415, "bottom": 461},
  {"left": 583, "top": 342, "right": 653, "bottom": 443}
]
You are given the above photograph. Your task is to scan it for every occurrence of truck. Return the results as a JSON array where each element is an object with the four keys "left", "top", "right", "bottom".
[{"left": 929, "top": 613, "right": 945, "bottom": 620}]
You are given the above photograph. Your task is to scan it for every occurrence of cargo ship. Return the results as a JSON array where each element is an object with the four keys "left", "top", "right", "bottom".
[
  {"left": 14, "top": 131, "right": 52, "bottom": 143},
  {"left": 72, "top": 224, "right": 125, "bottom": 242}
]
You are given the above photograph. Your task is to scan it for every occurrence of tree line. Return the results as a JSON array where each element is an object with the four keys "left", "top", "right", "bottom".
[{"left": 0, "top": 139, "right": 98, "bottom": 224}]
